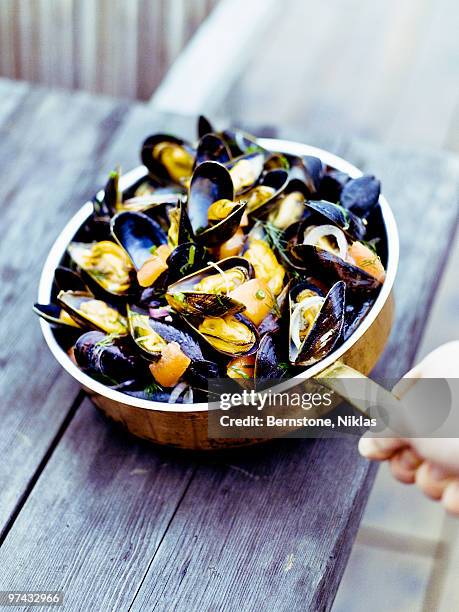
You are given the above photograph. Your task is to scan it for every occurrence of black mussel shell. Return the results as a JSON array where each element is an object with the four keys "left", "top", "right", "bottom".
[
  {"left": 221, "top": 128, "right": 263, "bottom": 157},
  {"left": 289, "top": 281, "right": 345, "bottom": 366},
  {"left": 166, "top": 242, "right": 208, "bottom": 284},
  {"left": 246, "top": 168, "right": 290, "bottom": 219},
  {"left": 340, "top": 175, "right": 381, "bottom": 217},
  {"left": 148, "top": 317, "right": 204, "bottom": 361},
  {"left": 74, "top": 331, "right": 148, "bottom": 383},
  {"left": 195, "top": 134, "right": 231, "bottom": 167},
  {"left": 303, "top": 199, "right": 366, "bottom": 241},
  {"left": 186, "top": 359, "right": 220, "bottom": 391},
  {"left": 289, "top": 245, "right": 381, "bottom": 292},
  {"left": 33, "top": 303, "right": 82, "bottom": 329},
  {"left": 93, "top": 169, "right": 121, "bottom": 219},
  {"left": 111, "top": 211, "right": 168, "bottom": 270},
  {"left": 318, "top": 170, "right": 350, "bottom": 202},
  {"left": 166, "top": 256, "right": 252, "bottom": 316},
  {"left": 141, "top": 134, "right": 194, "bottom": 184},
  {"left": 198, "top": 115, "right": 214, "bottom": 139},
  {"left": 255, "top": 334, "right": 286, "bottom": 380},
  {"left": 54, "top": 266, "right": 89, "bottom": 293},
  {"left": 258, "top": 313, "right": 280, "bottom": 337},
  {"left": 57, "top": 290, "right": 127, "bottom": 334},
  {"left": 288, "top": 155, "right": 324, "bottom": 195},
  {"left": 226, "top": 152, "right": 265, "bottom": 194},
  {"left": 343, "top": 296, "right": 375, "bottom": 341},
  {"left": 188, "top": 161, "right": 246, "bottom": 246}
]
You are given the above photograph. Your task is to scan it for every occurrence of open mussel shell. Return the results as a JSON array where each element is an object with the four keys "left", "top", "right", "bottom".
[
  {"left": 74, "top": 331, "right": 149, "bottom": 383},
  {"left": 340, "top": 175, "right": 381, "bottom": 217},
  {"left": 254, "top": 334, "right": 286, "bottom": 380},
  {"left": 67, "top": 240, "right": 135, "bottom": 298},
  {"left": 166, "top": 242, "right": 208, "bottom": 284},
  {"left": 111, "top": 211, "right": 168, "bottom": 270},
  {"left": 289, "top": 244, "right": 381, "bottom": 292},
  {"left": 195, "top": 133, "right": 231, "bottom": 167},
  {"left": 93, "top": 169, "right": 122, "bottom": 219},
  {"left": 188, "top": 161, "right": 246, "bottom": 246},
  {"left": 265, "top": 186, "right": 306, "bottom": 230},
  {"left": 54, "top": 266, "right": 89, "bottom": 293},
  {"left": 57, "top": 291, "right": 128, "bottom": 334},
  {"left": 289, "top": 281, "right": 345, "bottom": 366},
  {"left": 303, "top": 199, "right": 366, "bottom": 241},
  {"left": 226, "top": 152, "right": 265, "bottom": 195},
  {"left": 318, "top": 169, "right": 349, "bottom": 203},
  {"left": 121, "top": 191, "right": 181, "bottom": 213},
  {"left": 197, "top": 115, "right": 214, "bottom": 139},
  {"left": 126, "top": 305, "right": 167, "bottom": 359},
  {"left": 288, "top": 155, "right": 324, "bottom": 196},
  {"left": 221, "top": 128, "right": 263, "bottom": 157},
  {"left": 245, "top": 168, "right": 290, "bottom": 219},
  {"left": 33, "top": 303, "right": 82, "bottom": 329},
  {"left": 141, "top": 134, "right": 194, "bottom": 184},
  {"left": 166, "top": 256, "right": 252, "bottom": 316},
  {"left": 185, "top": 312, "right": 259, "bottom": 357}
]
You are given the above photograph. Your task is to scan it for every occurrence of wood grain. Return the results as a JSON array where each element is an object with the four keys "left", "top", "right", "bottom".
[{"left": 0, "top": 92, "right": 458, "bottom": 611}]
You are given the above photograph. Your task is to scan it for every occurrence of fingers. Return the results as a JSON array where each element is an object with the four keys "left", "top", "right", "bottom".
[
  {"left": 358, "top": 435, "right": 406, "bottom": 460},
  {"left": 415, "top": 462, "right": 452, "bottom": 500},
  {"left": 389, "top": 448, "right": 422, "bottom": 484},
  {"left": 442, "top": 482, "right": 459, "bottom": 516}
]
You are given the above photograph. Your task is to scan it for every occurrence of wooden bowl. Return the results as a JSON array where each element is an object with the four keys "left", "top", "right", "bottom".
[{"left": 37, "top": 139, "right": 399, "bottom": 450}]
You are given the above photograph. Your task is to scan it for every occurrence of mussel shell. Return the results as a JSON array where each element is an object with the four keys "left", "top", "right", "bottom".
[
  {"left": 288, "top": 155, "right": 324, "bottom": 195},
  {"left": 289, "top": 244, "right": 381, "bottom": 292},
  {"left": 197, "top": 115, "right": 214, "bottom": 139},
  {"left": 289, "top": 281, "right": 345, "bottom": 366},
  {"left": 340, "top": 175, "right": 381, "bottom": 217},
  {"left": 74, "top": 331, "right": 148, "bottom": 383},
  {"left": 121, "top": 191, "right": 181, "bottom": 213},
  {"left": 221, "top": 128, "right": 263, "bottom": 157},
  {"left": 148, "top": 317, "right": 204, "bottom": 360},
  {"left": 166, "top": 256, "right": 252, "bottom": 317},
  {"left": 318, "top": 169, "right": 349, "bottom": 202},
  {"left": 343, "top": 297, "right": 374, "bottom": 341},
  {"left": 141, "top": 134, "right": 194, "bottom": 183},
  {"left": 188, "top": 161, "right": 246, "bottom": 246},
  {"left": 246, "top": 168, "right": 290, "bottom": 219},
  {"left": 54, "top": 266, "right": 89, "bottom": 293},
  {"left": 303, "top": 199, "right": 366, "bottom": 241},
  {"left": 57, "top": 290, "right": 127, "bottom": 334},
  {"left": 33, "top": 303, "right": 82, "bottom": 329},
  {"left": 111, "top": 211, "right": 168, "bottom": 270},
  {"left": 226, "top": 152, "right": 265, "bottom": 194},
  {"left": 195, "top": 134, "right": 231, "bottom": 167},
  {"left": 93, "top": 170, "right": 121, "bottom": 219},
  {"left": 165, "top": 242, "right": 208, "bottom": 284},
  {"left": 126, "top": 305, "right": 166, "bottom": 358},
  {"left": 186, "top": 359, "right": 220, "bottom": 391},
  {"left": 185, "top": 312, "right": 259, "bottom": 357},
  {"left": 255, "top": 334, "right": 286, "bottom": 380}
]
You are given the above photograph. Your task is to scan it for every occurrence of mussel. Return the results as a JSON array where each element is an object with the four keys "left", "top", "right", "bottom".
[
  {"left": 289, "top": 280, "right": 345, "bottom": 366},
  {"left": 57, "top": 291, "right": 128, "bottom": 334},
  {"left": 166, "top": 257, "right": 252, "bottom": 316},
  {"left": 303, "top": 200, "right": 367, "bottom": 241},
  {"left": 33, "top": 303, "right": 82, "bottom": 329},
  {"left": 193, "top": 312, "right": 259, "bottom": 357},
  {"left": 288, "top": 155, "right": 324, "bottom": 195},
  {"left": 141, "top": 134, "right": 194, "bottom": 184},
  {"left": 226, "top": 152, "right": 265, "bottom": 194},
  {"left": 195, "top": 133, "right": 231, "bottom": 167},
  {"left": 187, "top": 161, "right": 246, "bottom": 246},
  {"left": 54, "top": 266, "right": 89, "bottom": 293},
  {"left": 340, "top": 175, "right": 381, "bottom": 216},
  {"left": 244, "top": 169, "right": 290, "bottom": 218},
  {"left": 67, "top": 240, "right": 134, "bottom": 297},
  {"left": 126, "top": 305, "right": 167, "bottom": 358}
]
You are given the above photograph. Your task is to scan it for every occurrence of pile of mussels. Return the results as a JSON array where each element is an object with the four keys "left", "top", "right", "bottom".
[{"left": 34, "top": 116, "right": 386, "bottom": 404}]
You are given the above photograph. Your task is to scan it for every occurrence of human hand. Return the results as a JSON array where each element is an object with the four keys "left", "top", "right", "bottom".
[{"left": 358, "top": 342, "right": 459, "bottom": 515}]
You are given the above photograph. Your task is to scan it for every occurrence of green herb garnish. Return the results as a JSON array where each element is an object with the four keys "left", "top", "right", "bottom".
[
  {"left": 174, "top": 292, "right": 186, "bottom": 304},
  {"left": 230, "top": 366, "right": 251, "bottom": 379},
  {"left": 255, "top": 289, "right": 266, "bottom": 300},
  {"left": 149, "top": 245, "right": 158, "bottom": 255},
  {"left": 143, "top": 381, "right": 164, "bottom": 398},
  {"left": 95, "top": 332, "right": 123, "bottom": 347},
  {"left": 332, "top": 202, "right": 351, "bottom": 230}
]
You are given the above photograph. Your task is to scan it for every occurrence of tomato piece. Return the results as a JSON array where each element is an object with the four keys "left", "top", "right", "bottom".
[
  {"left": 347, "top": 241, "right": 385, "bottom": 283},
  {"left": 227, "top": 355, "right": 255, "bottom": 379},
  {"left": 229, "top": 278, "right": 274, "bottom": 326}
]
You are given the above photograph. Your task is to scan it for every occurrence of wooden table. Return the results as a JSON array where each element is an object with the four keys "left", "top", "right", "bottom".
[{"left": 0, "top": 78, "right": 458, "bottom": 612}]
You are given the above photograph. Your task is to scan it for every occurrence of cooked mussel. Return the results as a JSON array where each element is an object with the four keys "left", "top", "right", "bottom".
[
  {"left": 126, "top": 305, "right": 167, "bottom": 358},
  {"left": 141, "top": 134, "right": 194, "bottom": 184},
  {"left": 188, "top": 161, "right": 246, "bottom": 246},
  {"left": 195, "top": 133, "right": 231, "bottom": 166},
  {"left": 288, "top": 155, "right": 324, "bottom": 195},
  {"left": 74, "top": 331, "right": 148, "bottom": 383},
  {"left": 33, "top": 303, "right": 82, "bottom": 329},
  {"left": 289, "top": 280, "right": 345, "bottom": 366},
  {"left": 166, "top": 257, "right": 252, "bottom": 316},
  {"left": 245, "top": 169, "right": 289, "bottom": 218},
  {"left": 54, "top": 266, "right": 89, "bottom": 293},
  {"left": 266, "top": 188, "right": 306, "bottom": 230},
  {"left": 340, "top": 175, "right": 381, "bottom": 217},
  {"left": 193, "top": 312, "right": 259, "bottom": 357},
  {"left": 67, "top": 240, "right": 134, "bottom": 297},
  {"left": 226, "top": 152, "right": 265, "bottom": 194},
  {"left": 318, "top": 169, "right": 349, "bottom": 203},
  {"left": 289, "top": 244, "right": 382, "bottom": 292},
  {"left": 57, "top": 291, "right": 128, "bottom": 334},
  {"left": 243, "top": 223, "right": 286, "bottom": 296},
  {"left": 303, "top": 200, "right": 366, "bottom": 241}
]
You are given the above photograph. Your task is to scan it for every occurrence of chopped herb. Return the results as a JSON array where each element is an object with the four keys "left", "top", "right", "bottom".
[
  {"left": 188, "top": 244, "right": 196, "bottom": 266},
  {"left": 174, "top": 292, "right": 186, "bottom": 304},
  {"left": 245, "top": 144, "right": 262, "bottom": 154},
  {"left": 360, "top": 257, "right": 379, "bottom": 268},
  {"left": 109, "top": 169, "right": 119, "bottom": 179},
  {"left": 277, "top": 155, "right": 290, "bottom": 170},
  {"left": 261, "top": 221, "right": 288, "bottom": 257},
  {"left": 95, "top": 332, "right": 123, "bottom": 347},
  {"left": 149, "top": 245, "right": 158, "bottom": 255},
  {"left": 278, "top": 361, "right": 290, "bottom": 373},
  {"left": 361, "top": 238, "right": 380, "bottom": 255},
  {"left": 332, "top": 202, "right": 350, "bottom": 230},
  {"left": 230, "top": 366, "right": 250, "bottom": 379},
  {"left": 255, "top": 289, "right": 266, "bottom": 300},
  {"left": 143, "top": 381, "right": 164, "bottom": 398}
]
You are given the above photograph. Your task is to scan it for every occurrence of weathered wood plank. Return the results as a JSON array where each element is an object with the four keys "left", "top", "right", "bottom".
[{"left": 0, "top": 81, "right": 129, "bottom": 535}]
